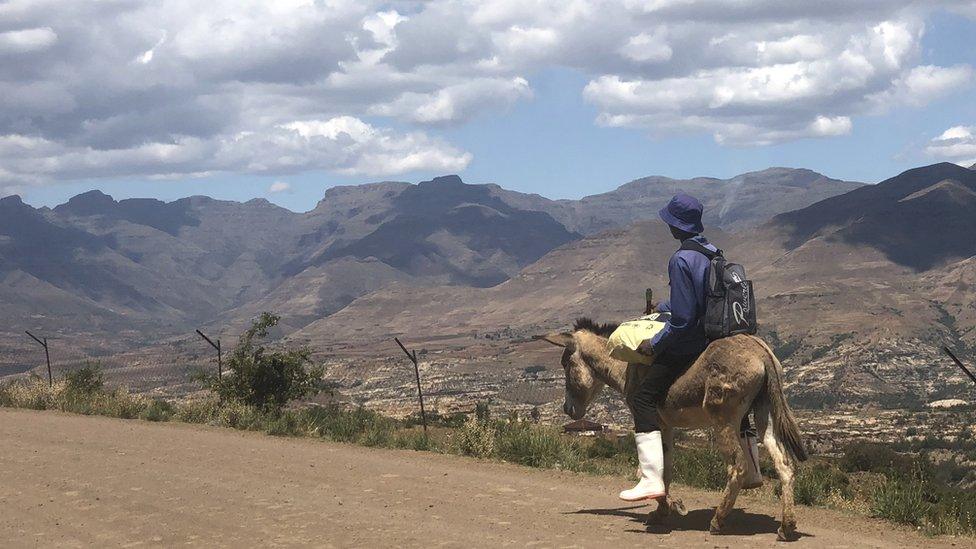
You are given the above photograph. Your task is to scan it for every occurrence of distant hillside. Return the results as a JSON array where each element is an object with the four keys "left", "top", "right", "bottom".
[
  {"left": 0, "top": 175, "right": 580, "bottom": 362},
  {"left": 768, "top": 163, "right": 976, "bottom": 269},
  {"left": 288, "top": 220, "right": 727, "bottom": 347},
  {"left": 732, "top": 163, "right": 976, "bottom": 406},
  {"left": 0, "top": 166, "right": 869, "bottom": 384},
  {"left": 302, "top": 175, "right": 578, "bottom": 287},
  {"left": 492, "top": 167, "right": 863, "bottom": 234}
]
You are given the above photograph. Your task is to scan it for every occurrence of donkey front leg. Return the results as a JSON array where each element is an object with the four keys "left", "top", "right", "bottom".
[
  {"left": 710, "top": 426, "right": 745, "bottom": 534},
  {"left": 663, "top": 427, "right": 687, "bottom": 517}
]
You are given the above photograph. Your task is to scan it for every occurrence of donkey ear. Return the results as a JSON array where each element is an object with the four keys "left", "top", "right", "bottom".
[{"left": 533, "top": 332, "right": 574, "bottom": 348}]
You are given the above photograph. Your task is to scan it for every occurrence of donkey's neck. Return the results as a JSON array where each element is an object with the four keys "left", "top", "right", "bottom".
[{"left": 575, "top": 332, "right": 630, "bottom": 395}]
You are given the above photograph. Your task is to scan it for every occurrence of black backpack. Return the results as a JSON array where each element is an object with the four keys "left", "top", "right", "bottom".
[{"left": 679, "top": 239, "right": 758, "bottom": 340}]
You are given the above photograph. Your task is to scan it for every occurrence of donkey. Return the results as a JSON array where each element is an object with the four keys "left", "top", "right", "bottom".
[{"left": 537, "top": 318, "right": 807, "bottom": 541}]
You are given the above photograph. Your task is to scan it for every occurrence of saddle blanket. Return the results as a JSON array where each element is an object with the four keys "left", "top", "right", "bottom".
[{"left": 606, "top": 312, "right": 671, "bottom": 365}]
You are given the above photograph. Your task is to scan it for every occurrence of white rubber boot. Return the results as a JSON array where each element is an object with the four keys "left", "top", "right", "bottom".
[
  {"left": 740, "top": 430, "right": 763, "bottom": 489},
  {"left": 619, "top": 431, "right": 666, "bottom": 501}
]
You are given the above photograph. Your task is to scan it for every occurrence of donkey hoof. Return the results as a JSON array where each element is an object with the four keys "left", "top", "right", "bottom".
[
  {"left": 669, "top": 497, "right": 688, "bottom": 517},
  {"left": 777, "top": 521, "right": 798, "bottom": 542}
]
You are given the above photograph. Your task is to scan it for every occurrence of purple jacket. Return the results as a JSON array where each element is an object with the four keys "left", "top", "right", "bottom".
[{"left": 651, "top": 235, "right": 716, "bottom": 356}]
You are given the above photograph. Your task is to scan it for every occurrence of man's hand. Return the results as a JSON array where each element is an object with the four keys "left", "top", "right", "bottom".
[{"left": 636, "top": 338, "right": 655, "bottom": 357}]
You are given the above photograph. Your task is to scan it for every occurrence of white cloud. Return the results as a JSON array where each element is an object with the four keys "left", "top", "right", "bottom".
[
  {"left": 0, "top": 117, "right": 471, "bottom": 184},
  {"left": 0, "top": 0, "right": 973, "bottom": 186},
  {"left": 618, "top": 30, "right": 673, "bottom": 63},
  {"left": 368, "top": 77, "right": 532, "bottom": 124},
  {"left": 809, "top": 115, "right": 853, "bottom": 137},
  {"left": 136, "top": 33, "right": 167, "bottom": 64},
  {"left": 926, "top": 125, "right": 976, "bottom": 167},
  {"left": 268, "top": 180, "right": 291, "bottom": 193},
  {"left": 868, "top": 64, "right": 974, "bottom": 107},
  {"left": 492, "top": 25, "right": 560, "bottom": 60},
  {"left": 577, "top": 13, "right": 974, "bottom": 145},
  {"left": 0, "top": 27, "right": 57, "bottom": 53},
  {"left": 755, "top": 35, "right": 826, "bottom": 64}
]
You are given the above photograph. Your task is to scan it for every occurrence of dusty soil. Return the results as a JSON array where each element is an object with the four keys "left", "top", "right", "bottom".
[{"left": 1, "top": 408, "right": 972, "bottom": 548}]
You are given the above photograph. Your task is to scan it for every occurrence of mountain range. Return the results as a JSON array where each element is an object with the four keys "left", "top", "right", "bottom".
[
  {"left": 493, "top": 167, "right": 862, "bottom": 234},
  {"left": 3, "top": 163, "right": 974, "bottom": 407},
  {"left": 0, "top": 168, "right": 859, "bottom": 345}
]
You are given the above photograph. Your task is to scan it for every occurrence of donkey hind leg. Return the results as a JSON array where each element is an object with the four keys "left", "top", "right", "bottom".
[
  {"left": 763, "top": 415, "right": 798, "bottom": 541},
  {"left": 710, "top": 425, "right": 746, "bottom": 534},
  {"left": 646, "top": 427, "right": 686, "bottom": 524}
]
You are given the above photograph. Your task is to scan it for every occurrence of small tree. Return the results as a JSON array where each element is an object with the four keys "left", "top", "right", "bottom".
[
  {"left": 64, "top": 362, "right": 104, "bottom": 394},
  {"left": 207, "top": 313, "right": 324, "bottom": 411}
]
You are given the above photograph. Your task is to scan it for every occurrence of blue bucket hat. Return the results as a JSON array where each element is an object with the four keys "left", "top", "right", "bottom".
[{"left": 659, "top": 193, "right": 704, "bottom": 234}]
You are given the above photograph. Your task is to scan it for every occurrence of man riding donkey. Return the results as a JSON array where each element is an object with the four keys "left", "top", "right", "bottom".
[
  {"left": 537, "top": 193, "right": 805, "bottom": 538},
  {"left": 619, "top": 193, "right": 763, "bottom": 502}
]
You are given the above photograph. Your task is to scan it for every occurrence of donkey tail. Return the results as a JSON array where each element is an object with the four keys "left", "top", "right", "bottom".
[{"left": 750, "top": 335, "right": 808, "bottom": 462}]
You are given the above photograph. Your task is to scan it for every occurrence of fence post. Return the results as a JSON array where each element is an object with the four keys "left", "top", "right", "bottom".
[
  {"left": 43, "top": 338, "right": 51, "bottom": 387},
  {"left": 394, "top": 337, "right": 428, "bottom": 436},
  {"left": 196, "top": 329, "right": 222, "bottom": 380},
  {"left": 24, "top": 331, "right": 52, "bottom": 387},
  {"left": 945, "top": 347, "right": 976, "bottom": 386}
]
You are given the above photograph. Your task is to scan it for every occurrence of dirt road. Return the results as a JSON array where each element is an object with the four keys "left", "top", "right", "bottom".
[{"left": 0, "top": 408, "right": 970, "bottom": 548}]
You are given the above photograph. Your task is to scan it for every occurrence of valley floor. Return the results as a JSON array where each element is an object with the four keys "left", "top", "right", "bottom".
[{"left": 1, "top": 408, "right": 971, "bottom": 548}]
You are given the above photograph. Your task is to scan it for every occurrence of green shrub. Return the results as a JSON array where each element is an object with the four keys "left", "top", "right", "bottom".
[
  {"left": 475, "top": 402, "right": 491, "bottom": 421},
  {"left": 925, "top": 491, "right": 976, "bottom": 536},
  {"left": 204, "top": 313, "right": 325, "bottom": 411},
  {"left": 452, "top": 417, "right": 497, "bottom": 458},
  {"left": 585, "top": 436, "right": 632, "bottom": 460},
  {"left": 265, "top": 411, "right": 300, "bottom": 437},
  {"left": 416, "top": 411, "right": 466, "bottom": 429},
  {"left": 871, "top": 476, "right": 927, "bottom": 527},
  {"left": 174, "top": 398, "right": 221, "bottom": 423},
  {"left": 495, "top": 423, "right": 582, "bottom": 470},
  {"left": 794, "top": 461, "right": 850, "bottom": 505},
  {"left": 673, "top": 445, "right": 727, "bottom": 490},
  {"left": 840, "top": 443, "right": 914, "bottom": 475},
  {"left": 0, "top": 376, "right": 58, "bottom": 410},
  {"left": 63, "top": 362, "right": 104, "bottom": 394},
  {"left": 95, "top": 387, "right": 146, "bottom": 419},
  {"left": 0, "top": 374, "right": 149, "bottom": 418},
  {"left": 394, "top": 430, "right": 434, "bottom": 451},
  {"left": 360, "top": 422, "right": 395, "bottom": 447},
  {"left": 215, "top": 401, "right": 264, "bottom": 430},
  {"left": 140, "top": 399, "right": 175, "bottom": 422},
  {"left": 295, "top": 405, "right": 397, "bottom": 445},
  {"left": 871, "top": 472, "right": 976, "bottom": 536}
]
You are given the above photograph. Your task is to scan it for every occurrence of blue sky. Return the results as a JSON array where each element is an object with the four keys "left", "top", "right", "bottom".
[{"left": 5, "top": 3, "right": 976, "bottom": 212}]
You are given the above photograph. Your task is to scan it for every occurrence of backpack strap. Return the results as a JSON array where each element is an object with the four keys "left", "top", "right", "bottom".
[
  {"left": 679, "top": 238, "right": 723, "bottom": 259},
  {"left": 679, "top": 238, "right": 725, "bottom": 294}
]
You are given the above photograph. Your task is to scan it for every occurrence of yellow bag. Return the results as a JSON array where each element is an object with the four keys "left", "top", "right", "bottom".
[{"left": 606, "top": 313, "right": 669, "bottom": 365}]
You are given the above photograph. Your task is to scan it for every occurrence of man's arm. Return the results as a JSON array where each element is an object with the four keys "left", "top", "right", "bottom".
[{"left": 647, "top": 256, "right": 696, "bottom": 354}]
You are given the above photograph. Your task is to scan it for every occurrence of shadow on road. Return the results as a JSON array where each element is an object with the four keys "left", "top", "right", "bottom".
[{"left": 568, "top": 504, "right": 812, "bottom": 539}]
